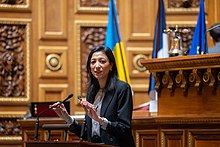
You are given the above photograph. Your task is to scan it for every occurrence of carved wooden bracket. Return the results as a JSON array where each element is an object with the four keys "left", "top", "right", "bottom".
[{"left": 141, "top": 54, "right": 220, "bottom": 96}]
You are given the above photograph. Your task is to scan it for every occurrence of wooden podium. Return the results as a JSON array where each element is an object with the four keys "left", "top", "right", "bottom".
[
  {"left": 19, "top": 117, "right": 115, "bottom": 147},
  {"left": 130, "top": 54, "right": 220, "bottom": 147},
  {"left": 141, "top": 53, "right": 220, "bottom": 116}
]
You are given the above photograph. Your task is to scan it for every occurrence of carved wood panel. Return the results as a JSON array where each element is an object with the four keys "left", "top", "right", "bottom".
[
  {"left": 0, "top": 19, "right": 30, "bottom": 103},
  {"left": 135, "top": 130, "right": 159, "bottom": 147}
]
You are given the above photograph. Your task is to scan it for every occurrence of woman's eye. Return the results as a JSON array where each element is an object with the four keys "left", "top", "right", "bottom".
[
  {"left": 91, "top": 61, "right": 96, "bottom": 64},
  {"left": 100, "top": 60, "right": 106, "bottom": 64}
]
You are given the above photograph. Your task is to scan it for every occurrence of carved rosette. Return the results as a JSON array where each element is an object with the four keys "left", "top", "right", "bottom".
[
  {"left": 46, "top": 54, "right": 62, "bottom": 71},
  {"left": 133, "top": 54, "right": 148, "bottom": 72},
  {"left": 141, "top": 54, "right": 220, "bottom": 96}
]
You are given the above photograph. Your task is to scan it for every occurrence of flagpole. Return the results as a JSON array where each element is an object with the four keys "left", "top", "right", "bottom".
[
  {"left": 155, "top": 0, "right": 161, "bottom": 58},
  {"left": 111, "top": 0, "right": 129, "bottom": 82}
]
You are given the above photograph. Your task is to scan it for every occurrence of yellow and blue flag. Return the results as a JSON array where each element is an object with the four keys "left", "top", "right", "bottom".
[
  {"left": 105, "top": 0, "right": 130, "bottom": 83},
  {"left": 189, "top": 0, "right": 208, "bottom": 55}
]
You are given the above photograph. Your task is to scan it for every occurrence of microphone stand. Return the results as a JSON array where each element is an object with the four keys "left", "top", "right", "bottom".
[{"left": 34, "top": 93, "right": 73, "bottom": 140}]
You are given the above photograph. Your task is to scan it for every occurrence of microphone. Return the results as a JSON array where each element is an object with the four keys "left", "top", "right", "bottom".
[
  {"left": 206, "top": 24, "right": 220, "bottom": 32},
  {"left": 34, "top": 93, "right": 73, "bottom": 140},
  {"left": 77, "top": 95, "right": 86, "bottom": 141},
  {"left": 204, "top": 24, "right": 220, "bottom": 54}
]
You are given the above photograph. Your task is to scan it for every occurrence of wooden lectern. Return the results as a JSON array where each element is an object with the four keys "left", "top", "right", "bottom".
[
  {"left": 141, "top": 53, "right": 220, "bottom": 116},
  {"left": 131, "top": 54, "right": 220, "bottom": 147},
  {"left": 19, "top": 118, "right": 115, "bottom": 147}
]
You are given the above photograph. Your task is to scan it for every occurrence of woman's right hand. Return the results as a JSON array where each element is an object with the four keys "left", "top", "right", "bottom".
[{"left": 49, "top": 102, "right": 72, "bottom": 123}]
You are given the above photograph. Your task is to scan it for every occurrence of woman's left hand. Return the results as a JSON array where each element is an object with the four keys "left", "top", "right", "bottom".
[{"left": 79, "top": 100, "right": 100, "bottom": 122}]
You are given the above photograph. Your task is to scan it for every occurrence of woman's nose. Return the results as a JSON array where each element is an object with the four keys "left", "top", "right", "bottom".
[
  {"left": 94, "top": 62, "right": 101, "bottom": 68},
  {"left": 95, "top": 62, "right": 100, "bottom": 67}
]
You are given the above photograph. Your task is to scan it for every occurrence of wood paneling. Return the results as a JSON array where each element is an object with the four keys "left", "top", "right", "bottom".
[
  {"left": 127, "top": 0, "right": 156, "bottom": 40},
  {"left": 132, "top": 116, "right": 220, "bottom": 147},
  {"left": 38, "top": 84, "right": 68, "bottom": 102},
  {"left": 161, "top": 130, "right": 185, "bottom": 147},
  {"left": 38, "top": 0, "right": 67, "bottom": 39},
  {"left": 135, "top": 130, "right": 159, "bottom": 147}
]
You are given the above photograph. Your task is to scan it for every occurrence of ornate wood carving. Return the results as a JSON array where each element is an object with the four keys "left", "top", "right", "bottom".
[
  {"left": 0, "top": 24, "right": 26, "bottom": 97},
  {"left": 0, "top": 118, "right": 21, "bottom": 135},
  {"left": 141, "top": 54, "right": 220, "bottom": 96},
  {"left": 0, "top": 0, "right": 30, "bottom": 10},
  {"left": 80, "top": 0, "right": 108, "bottom": 7},
  {"left": 0, "top": 0, "right": 26, "bottom": 5},
  {"left": 168, "top": 0, "right": 200, "bottom": 8},
  {"left": 76, "top": 0, "right": 108, "bottom": 13}
]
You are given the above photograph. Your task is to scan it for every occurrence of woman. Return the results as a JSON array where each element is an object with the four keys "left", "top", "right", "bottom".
[{"left": 51, "top": 45, "right": 135, "bottom": 147}]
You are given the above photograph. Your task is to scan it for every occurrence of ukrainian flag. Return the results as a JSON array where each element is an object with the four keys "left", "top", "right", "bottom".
[{"left": 105, "top": 0, "right": 130, "bottom": 83}]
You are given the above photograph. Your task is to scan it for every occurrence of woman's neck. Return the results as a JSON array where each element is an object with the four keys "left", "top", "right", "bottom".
[{"left": 98, "top": 78, "right": 107, "bottom": 89}]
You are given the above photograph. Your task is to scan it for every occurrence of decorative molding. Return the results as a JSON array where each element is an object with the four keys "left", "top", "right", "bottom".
[
  {"left": 127, "top": 47, "right": 151, "bottom": 78},
  {"left": 38, "top": 46, "right": 68, "bottom": 78},
  {"left": 167, "top": 21, "right": 197, "bottom": 27},
  {"left": 161, "top": 130, "right": 185, "bottom": 147},
  {"left": 188, "top": 129, "right": 220, "bottom": 146},
  {"left": 0, "top": 111, "right": 26, "bottom": 118},
  {"left": 38, "top": 0, "right": 67, "bottom": 40},
  {"left": 135, "top": 130, "right": 158, "bottom": 147},
  {"left": 38, "top": 84, "right": 68, "bottom": 102},
  {"left": 0, "top": 18, "right": 31, "bottom": 103},
  {"left": 161, "top": 131, "right": 165, "bottom": 147},
  {"left": 75, "top": 0, "right": 109, "bottom": 13},
  {"left": 0, "top": 136, "right": 22, "bottom": 141},
  {"left": 165, "top": 0, "right": 200, "bottom": 14},
  {"left": 141, "top": 54, "right": 220, "bottom": 96},
  {"left": 127, "top": 0, "right": 155, "bottom": 41},
  {"left": 156, "top": 117, "right": 220, "bottom": 124},
  {"left": 0, "top": 0, "right": 31, "bottom": 11}
]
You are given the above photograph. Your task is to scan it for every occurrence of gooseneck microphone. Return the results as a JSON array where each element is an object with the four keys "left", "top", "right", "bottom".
[
  {"left": 204, "top": 24, "right": 220, "bottom": 54},
  {"left": 34, "top": 93, "right": 73, "bottom": 140},
  {"left": 206, "top": 24, "right": 220, "bottom": 32}
]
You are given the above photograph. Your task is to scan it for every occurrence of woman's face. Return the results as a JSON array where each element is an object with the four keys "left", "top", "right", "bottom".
[{"left": 90, "top": 51, "right": 112, "bottom": 81}]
